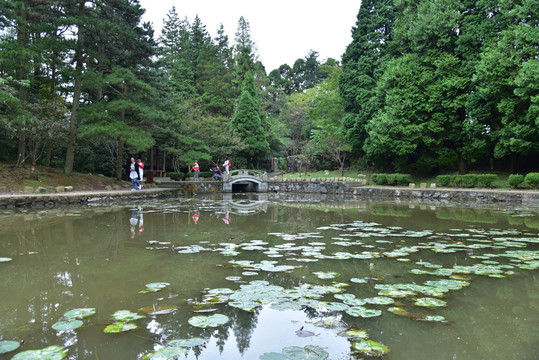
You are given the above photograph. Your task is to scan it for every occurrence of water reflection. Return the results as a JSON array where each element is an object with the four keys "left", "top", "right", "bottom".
[{"left": 0, "top": 195, "right": 538, "bottom": 359}]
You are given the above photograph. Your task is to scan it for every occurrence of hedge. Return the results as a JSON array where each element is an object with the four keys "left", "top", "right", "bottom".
[
  {"left": 508, "top": 174, "right": 524, "bottom": 188},
  {"left": 476, "top": 174, "right": 497, "bottom": 188},
  {"left": 461, "top": 174, "right": 477, "bottom": 188},
  {"left": 436, "top": 175, "right": 451, "bottom": 187},
  {"left": 371, "top": 173, "right": 412, "bottom": 186},
  {"left": 525, "top": 172, "right": 539, "bottom": 188}
]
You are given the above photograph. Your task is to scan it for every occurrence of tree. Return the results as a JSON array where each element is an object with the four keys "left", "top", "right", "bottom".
[{"left": 234, "top": 16, "right": 257, "bottom": 85}]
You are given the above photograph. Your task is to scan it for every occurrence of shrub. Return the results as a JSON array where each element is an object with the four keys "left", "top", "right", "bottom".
[
  {"left": 371, "top": 174, "right": 387, "bottom": 185},
  {"left": 436, "top": 175, "right": 451, "bottom": 187},
  {"left": 461, "top": 174, "right": 477, "bottom": 188},
  {"left": 386, "top": 174, "right": 397, "bottom": 185},
  {"left": 168, "top": 172, "right": 182, "bottom": 181},
  {"left": 508, "top": 174, "right": 524, "bottom": 188},
  {"left": 525, "top": 172, "right": 539, "bottom": 188},
  {"left": 450, "top": 175, "right": 462, "bottom": 187},
  {"left": 476, "top": 174, "right": 498, "bottom": 188},
  {"left": 396, "top": 173, "right": 413, "bottom": 185}
]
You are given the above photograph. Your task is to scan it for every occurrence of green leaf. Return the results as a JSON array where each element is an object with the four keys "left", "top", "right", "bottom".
[
  {"left": 111, "top": 310, "right": 145, "bottom": 322},
  {"left": 352, "top": 340, "right": 390, "bottom": 357},
  {"left": 282, "top": 345, "right": 329, "bottom": 360},
  {"left": 12, "top": 345, "right": 67, "bottom": 360},
  {"left": 313, "top": 271, "right": 340, "bottom": 279},
  {"left": 339, "top": 329, "right": 369, "bottom": 339},
  {"left": 345, "top": 307, "right": 382, "bottom": 318},
  {"left": 63, "top": 308, "right": 97, "bottom": 320},
  {"left": 414, "top": 297, "right": 447, "bottom": 308},
  {"left": 139, "top": 305, "right": 178, "bottom": 315},
  {"left": 188, "top": 314, "right": 229, "bottom": 328},
  {"left": 0, "top": 340, "right": 20, "bottom": 354},
  {"left": 167, "top": 337, "right": 204, "bottom": 347},
  {"left": 103, "top": 322, "right": 138, "bottom": 333},
  {"left": 0, "top": 257, "right": 12, "bottom": 263},
  {"left": 142, "top": 346, "right": 188, "bottom": 359},
  {"left": 139, "top": 282, "right": 170, "bottom": 294},
  {"left": 52, "top": 320, "right": 83, "bottom": 331}
]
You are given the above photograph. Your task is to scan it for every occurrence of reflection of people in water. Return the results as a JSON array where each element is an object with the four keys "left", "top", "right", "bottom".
[
  {"left": 130, "top": 206, "right": 144, "bottom": 238},
  {"left": 192, "top": 209, "right": 200, "bottom": 224},
  {"left": 223, "top": 211, "right": 231, "bottom": 225}
]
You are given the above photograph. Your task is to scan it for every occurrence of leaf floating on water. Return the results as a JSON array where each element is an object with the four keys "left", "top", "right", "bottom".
[
  {"left": 0, "top": 257, "right": 12, "bottom": 263},
  {"left": 339, "top": 329, "right": 369, "bottom": 339},
  {"left": 352, "top": 340, "right": 390, "bottom": 357},
  {"left": 52, "top": 320, "right": 83, "bottom": 331},
  {"left": 0, "top": 340, "right": 20, "bottom": 354},
  {"left": 364, "top": 296, "right": 395, "bottom": 305},
  {"left": 103, "top": 322, "right": 137, "bottom": 333},
  {"left": 142, "top": 346, "right": 188, "bottom": 359},
  {"left": 139, "top": 282, "right": 170, "bottom": 294},
  {"left": 259, "top": 352, "right": 288, "bottom": 360},
  {"left": 139, "top": 305, "right": 179, "bottom": 316},
  {"left": 167, "top": 337, "right": 204, "bottom": 347},
  {"left": 345, "top": 307, "right": 382, "bottom": 318},
  {"left": 282, "top": 345, "right": 329, "bottom": 360},
  {"left": 414, "top": 297, "right": 447, "bottom": 308},
  {"left": 349, "top": 277, "right": 368, "bottom": 284},
  {"left": 188, "top": 314, "right": 229, "bottom": 328},
  {"left": 313, "top": 271, "right": 340, "bottom": 280},
  {"left": 63, "top": 308, "right": 97, "bottom": 320},
  {"left": 12, "top": 345, "right": 67, "bottom": 360},
  {"left": 111, "top": 310, "right": 145, "bottom": 322}
]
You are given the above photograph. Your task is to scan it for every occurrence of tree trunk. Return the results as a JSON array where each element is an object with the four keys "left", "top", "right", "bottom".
[
  {"left": 115, "top": 138, "right": 125, "bottom": 180},
  {"left": 457, "top": 153, "right": 467, "bottom": 174},
  {"left": 64, "top": 0, "right": 86, "bottom": 176}
]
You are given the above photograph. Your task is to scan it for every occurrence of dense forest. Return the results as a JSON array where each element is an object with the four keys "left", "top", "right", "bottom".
[{"left": 0, "top": 0, "right": 537, "bottom": 179}]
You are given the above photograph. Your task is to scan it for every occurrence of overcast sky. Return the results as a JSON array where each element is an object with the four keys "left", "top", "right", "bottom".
[{"left": 138, "top": 0, "right": 361, "bottom": 72}]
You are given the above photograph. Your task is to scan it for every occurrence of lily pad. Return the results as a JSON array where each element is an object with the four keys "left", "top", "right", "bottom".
[
  {"left": 52, "top": 320, "right": 83, "bottom": 331},
  {"left": 63, "top": 308, "right": 96, "bottom": 320},
  {"left": 352, "top": 340, "right": 390, "bottom": 357},
  {"left": 139, "top": 305, "right": 179, "bottom": 316},
  {"left": 142, "top": 346, "right": 188, "bottom": 359},
  {"left": 339, "top": 329, "right": 369, "bottom": 339},
  {"left": 0, "top": 340, "right": 20, "bottom": 354},
  {"left": 167, "top": 337, "right": 204, "bottom": 347},
  {"left": 103, "top": 322, "right": 138, "bottom": 333},
  {"left": 349, "top": 278, "right": 368, "bottom": 284},
  {"left": 112, "top": 310, "right": 145, "bottom": 322},
  {"left": 139, "top": 282, "right": 170, "bottom": 294},
  {"left": 282, "top": 345, "right": 329, "bottom": 360},
  {"left": 364, "top": 296, "right": 394, "bottom": 305},
  {"left": 414, "top": 297, "right": 447, "bottom": 308},
  {"left": 0, "top": 257, "right": 12, "bottom": 263},
  {"left": 346, "top": 307, "right": 382, "bottom": 318},
  {"left": 259, "top": 352, "right": 288, "bottom": 360},
  {"left": 188, "top": 313, "right": 229, "bottom": 328},
  {"left": 12, "top": 345, "right": 67, "bottom": 360},
  {"left": 313, "top": 271, "right": 340, "bottom": 279}
]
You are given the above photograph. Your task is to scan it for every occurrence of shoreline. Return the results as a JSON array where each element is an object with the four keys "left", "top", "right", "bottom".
[{"left": 0, "top": 182, "right": 538, "bottom": 209}]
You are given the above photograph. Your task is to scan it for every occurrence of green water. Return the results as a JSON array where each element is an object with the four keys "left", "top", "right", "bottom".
[{"left": 0, "top": 194, "right": 538, "bottom": 359}]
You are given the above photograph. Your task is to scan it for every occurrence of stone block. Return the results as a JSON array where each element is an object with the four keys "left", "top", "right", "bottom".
[
  {"left": 55, "top": 186, "right": 65, "bottom": 193},
  {"left": 430, "top": 183, "right": 436, "bottom": 188},
  {"left": 37, "top": 187, "right": 48, "bottom": 193},
  {"left": 409, "top": 183, "right": 415, "bottom": 188},
  {"left": 23, "top": 186, "right": 33, "bottom": 194},
  {"left": 105, "top": 185, "right": 113, "bottom": 191},
  {"left": 420, "top": 183, "right": 427, "bottom": 189},
  {"left": 64, "top": 186, "right": 74, "bottom": 192}
]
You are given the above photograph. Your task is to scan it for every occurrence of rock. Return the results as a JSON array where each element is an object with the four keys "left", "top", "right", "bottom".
[
  {"left": 324, "top": 170, "right": 330, "bottom": 175},
  {"left": 357, "top": 173, "right": 367, "bottom": 178},
  {"left": 430, "top": 183, "right": 436, "bottom": 188},
  {"left": 64, "top": 186, "right": 74, "bottom": 192},
  {"left": 55, "top": 186, "right": 65, "bottom": 193},
  {"left": 113, "top": 185, "right": 122, "bottom": 190},
  {"left": 409, "top": 183, "right": 415, "bottom": 188},
  {"left": 37, "top": 187, "right": 48, "bottom": 193},
  {"left": 105, "top": 185, "right": 113, "bottom": 191},
  {"left": 23, "top": 186, "right": 33, "bottom": 194},
  {"left": 420, "top": 182, "right": 427, "bottom": 189}
]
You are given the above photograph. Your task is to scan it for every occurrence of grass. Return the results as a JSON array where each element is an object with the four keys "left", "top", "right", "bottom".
[{"left": 0, "top": 162, "right": 128, "bottom": 194}]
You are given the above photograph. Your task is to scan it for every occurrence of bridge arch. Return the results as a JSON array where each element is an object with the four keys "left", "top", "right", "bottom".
[{"left": 222, "top": 169, "right": 268, "bottom": 193}]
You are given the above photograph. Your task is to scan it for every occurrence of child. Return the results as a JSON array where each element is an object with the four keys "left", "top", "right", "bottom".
[
  {"left": 137, "top": 159, "right": 144, "bottom": 189},
  {"left": 193, "top": 160, "right": 199, "bottom": 181}
]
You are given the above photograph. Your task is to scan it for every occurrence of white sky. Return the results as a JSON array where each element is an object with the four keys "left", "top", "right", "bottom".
[{"left": 138, "top": 0, "right": 361, "bottom": 72}]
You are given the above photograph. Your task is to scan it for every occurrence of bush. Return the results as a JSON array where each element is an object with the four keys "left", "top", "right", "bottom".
[
  {"left": 450, "top": 175, "right": 462, "bottom": 187},
  {"left": 436, "top": 175, "right": 451, "bottom": 187},
  {"left": 396, "top": 173, "right": 413, "bottom": 185},
  {"left": 476, "top": 174, "right": 498, "bottom": 188},
  {"left": 461, "top": 174, "right": 477, "bottom": 188},
  {"left": 525, "top": 172, "right": 539, "bottom": 188},
  {"left": 386, "top": 174, "right": 397, "bottom": 185},
  {"left": 168, "top": 172, "right": 182, "bottom": 181},
  {"left": 371, "top": 174, "right": 387, "bottom": 185},
  {"left": 508, "top": 174, "right": 524, "bottom": 188}
]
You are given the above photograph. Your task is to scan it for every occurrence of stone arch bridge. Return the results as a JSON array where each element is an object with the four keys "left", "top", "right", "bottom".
[{"left": 222, "top": 169, "right": 268, "bottom": 193}]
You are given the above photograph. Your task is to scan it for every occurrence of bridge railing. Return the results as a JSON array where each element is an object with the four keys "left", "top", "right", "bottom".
[{"left": 223, "top": 169, "right": 268, "bottom": 182}]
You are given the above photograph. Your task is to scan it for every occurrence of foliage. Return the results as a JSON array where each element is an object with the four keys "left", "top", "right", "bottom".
[
  {"left": 461, "top": 174, "right": 477, "bottom": 188},
  {"left": 524, "top": 173, "right": 539, "bottom": 189},
  {"left": 436, "top": 175, "right": 451, "bottom": 187},
  {"left": 508, "top": 174, "right": 524, "bottom": 189},
  {"left": 476, "top": 174, "right": 498, "bottom": 188}
]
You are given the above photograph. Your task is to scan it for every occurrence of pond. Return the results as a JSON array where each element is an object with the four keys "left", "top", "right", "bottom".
[{"left": 0, "top": 194, "right": 538, "bottom": 359}]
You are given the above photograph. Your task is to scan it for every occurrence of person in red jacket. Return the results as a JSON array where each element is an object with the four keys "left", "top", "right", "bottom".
[{"left": 193, "top": 160, "right": 200, "bottom": 181}]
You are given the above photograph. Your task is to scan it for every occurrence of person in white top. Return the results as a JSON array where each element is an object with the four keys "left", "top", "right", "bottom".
[
  {"left": 137, "top": 159, "right": 144, "bottom": 189},
  {"left": 223, "top": 158, "right": 230, "bottom": 175}
]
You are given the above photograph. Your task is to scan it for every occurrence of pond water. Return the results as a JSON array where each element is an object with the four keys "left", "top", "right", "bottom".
[{"left": 0, "top": 194, "right": 538, "bottom": 360}]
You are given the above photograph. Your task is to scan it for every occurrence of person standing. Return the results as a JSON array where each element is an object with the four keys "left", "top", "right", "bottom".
[
  {"left": 223, "top": 158, "right": 230, "bottom": 175},
  {"left": 193, "top": 160, "right": 200, "bottom": 181},
  {"left": 137, "top": 158, "right": 144, "bottom": 189},
  {"left": 129, "top": 157, "right": 141, "bottom": 191}
]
